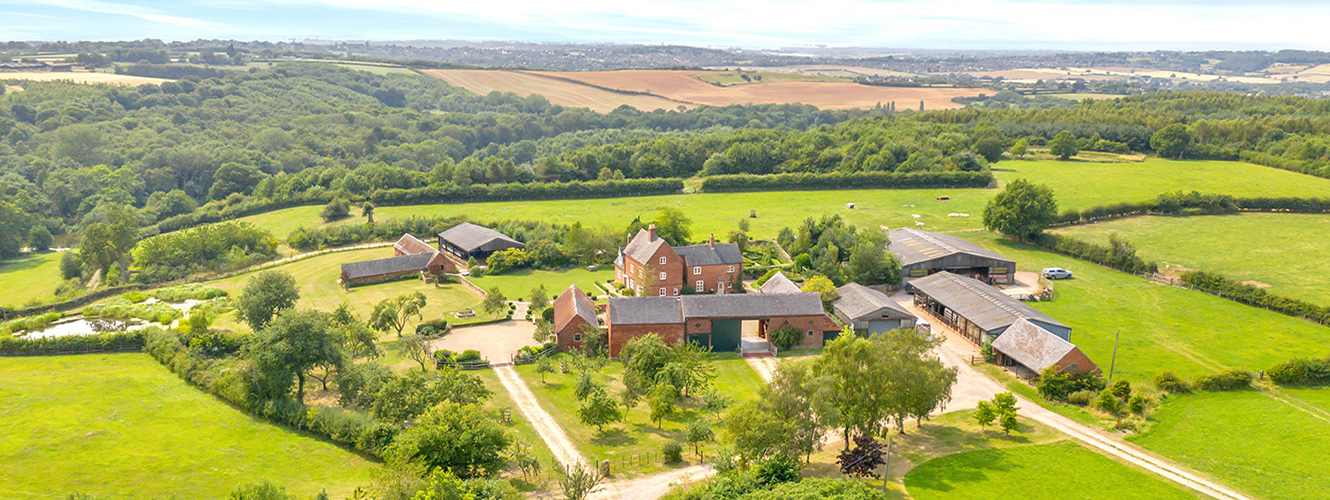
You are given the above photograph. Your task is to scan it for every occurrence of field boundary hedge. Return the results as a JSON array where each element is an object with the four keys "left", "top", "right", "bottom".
[
  {"left": 0, "top": 331, "right": 146, "bottom": 356},
  {"left": 1240, "top": 150, "right": 1330, "bottom": 180},
  {"left": 1053, "top": 193, "right": 1330, "bottom": 226},
  {"left": 1268, "top": 356, "right": 1330, "bottom": 386},
  {"left": 0, "top": 284, "right": 145, "bottom": 321},
  {"left": 371, "top": 178, "right": 684, "bottom": 205},
  {"left": 1027, "top": 233, "right": 1159, "bottom": 275},
  {"left": 700, "top": 171, "right": 994, "bottom": 192},
  {"left": 1179, "top": 270, "right": 1330, "bottom": 325}
]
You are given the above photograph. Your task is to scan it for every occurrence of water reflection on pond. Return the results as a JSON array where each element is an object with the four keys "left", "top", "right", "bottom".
[{"left": 19, "top": 317, "right": 154, "bottom": 339}]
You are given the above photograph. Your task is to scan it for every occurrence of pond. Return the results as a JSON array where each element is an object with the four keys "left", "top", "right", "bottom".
[{"left": 18, "top": 316, "right": 156, "bottom": 339}]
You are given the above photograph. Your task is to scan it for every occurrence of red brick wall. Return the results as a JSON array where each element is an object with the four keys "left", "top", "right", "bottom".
[
  {"left": 555, "top": 316, "right": 590, "bottom": 352},
  {"left": 617, "top": 246, "right": 683, "bottom": 296},
  {"left": 1055, "top": 348, "right": 1101, "bottom": 375},
  {"left": 684, "top": 263, "right": 740, "bottom": 293},
  {"left": 607, "top": 323, "right": 685, "bottom": 358},
  {"left": 766, "top": 315, "right": 839, "bottom": 349}
]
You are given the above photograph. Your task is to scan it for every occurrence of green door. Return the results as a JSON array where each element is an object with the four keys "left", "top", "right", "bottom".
[
  {"left": 822, "top": 328, "right": 839, "bottom": 346},
  {"left": 686, "top": 333, "right": 711, "bottom": 348},
  {"left": 710, "top": 320, "right": 742, "bottom": 352}
]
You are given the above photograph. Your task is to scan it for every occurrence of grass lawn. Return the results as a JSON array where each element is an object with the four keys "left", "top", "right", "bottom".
[
  {"left": 468, "top": 267, "right": 615, "bottom": 302},
  {"left": 0, "top": 251, "right": 64, "bottom": 308},
  {"left": 1129, "top": 389, "right": 1330, "bottom": 500},
  {"left": 904, "top": 441, "right": 1200, "bottom": 499},
  {"left": 205, "top": 247, "right": 498, "bottom": 331},
  {"left": 235, "top": 159, "right": 1330, "bottom": 242},
  {"left": 1054, "top": 213, "right": 1330, "bottom": 304},
  {"left": 0, "top": 354, "right": 378, "bottom": 499},
  {"left": 961, "top": 230, "right": 1330, "bottom": 384},
  {"left": 513, "top": 353, "right": 764, "bottom": 476}
]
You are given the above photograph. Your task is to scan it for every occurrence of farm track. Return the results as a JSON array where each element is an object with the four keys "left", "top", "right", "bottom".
[{"left": 492, "top": 365, "right": 586, "bottom": 468}]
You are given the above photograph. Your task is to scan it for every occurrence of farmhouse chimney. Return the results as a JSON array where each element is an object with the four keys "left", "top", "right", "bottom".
[
  {"left": 709, "top": 234, "right": 715, "bottom": 248},
  {"left": 648, "top": 224, "right": 657, "bottom": 241}
]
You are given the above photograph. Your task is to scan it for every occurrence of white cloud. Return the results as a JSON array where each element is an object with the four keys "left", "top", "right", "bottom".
[{"left": 42, "top": 0, "right": 222, "bottom": 27}]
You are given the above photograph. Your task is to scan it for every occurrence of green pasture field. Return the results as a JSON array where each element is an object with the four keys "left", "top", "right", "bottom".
[
  {"left": 513, "top": 353, "right": 765, "bottom": 476},
  {"left": 236, "top": 159, "right": 1330, "bottom": 242},
  {"left": 0, "top": 354, "right": 378, "bottom": 499},
  {"left": 205, "top": 247, "right": 500, "bottom": 332},
  {"left": 467, "top": 267, "right": 615, "bottom": 302},
  {"left": 0, "top": 251, "right": 63, "bottom": 308},
  {"left": 903, "top": 441, "right": 1200, "bottom": 500},
  {"left": 1129, "top": 389, "right": 1330, "bottom": 500},
  {"left": 962, "top": 231, "right": 1330, "bottom": 384},
  {"left": 1053, "top": 213, "right": 1330, "bottom": 304},
  {"left": 1043, "top": 92, "right": 1123, "bottom": 100}
]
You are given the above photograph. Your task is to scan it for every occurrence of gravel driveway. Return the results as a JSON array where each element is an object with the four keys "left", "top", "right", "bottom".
[{"left": 428, "top": 319, "right": 538, "bottom": 363}]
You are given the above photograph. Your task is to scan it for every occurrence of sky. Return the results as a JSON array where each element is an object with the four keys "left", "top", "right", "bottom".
[{"left": 3, "top": 0, "right": 1330, "bottom": 51}]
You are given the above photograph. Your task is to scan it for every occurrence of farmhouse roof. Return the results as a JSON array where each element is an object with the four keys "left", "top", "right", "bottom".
[
  {"left": 394, "top": 233, "right": 436, "bottom": 256},
  {"left": 607, "top": 296, "right": 684, "bottom": 325},
  {"left": 554, "top": 285, "right": 599, "bottom": 333},
  {"left": 680, "top": 292, "right": 826, "bottom": 319},
  {"left": 910, "top": 272, "right": 1067, "bottom": 332},
  {"left": 759, "top": 271, "right": 802, "bottom": 295},
  {"left": 990, "top": 318, "right": 1079, "bottom": 372},
  {"left": 438, "top": 223, "right": 524, "bottom": 253},
  {"left": 341, "top": 253, "right": 434, "bottom": 280},
  {"left": 888, "top": 228, "right": 1013, "bottom": 267},
  {"left": 622, "top": 228, "right": 670, "bottom": 266},
  {"left": 833, "top": 283, "right": 912, "bottom": 320},
  {"left": 674, "top": 243, "right": 743, "bottom": 267}
]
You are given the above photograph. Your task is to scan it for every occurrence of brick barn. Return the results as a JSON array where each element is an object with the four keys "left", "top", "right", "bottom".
[
  {"left": 552, "top": 285, "right": 600, "bottom": 351},
  {"left": 605, "top": 292, "right": 839, "bottom": 357},
  {"left": 990, "top": 318, "right": 1099, "bottom": 377},
  {"left": 614, "top": 224, "right": 743, "bottom": 297},
  {"left": 910, "top": 271, "right": 1070, "bottom": 345},
  {"left": 339, "top": 233, "right": 453, "bottom": 286}
]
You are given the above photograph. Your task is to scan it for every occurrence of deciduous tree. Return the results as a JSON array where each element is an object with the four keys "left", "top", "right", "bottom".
[
  {"left": 578, "top": 389, "right": 623, "bottom": 432},
  {"left": 236, "top": 270, "right": 300, "bottom": 331},
  {"left": 1151, "top": 123, "right": 1193, "bottom": 159},
  {"left": 385, "top": 401, "right": 512, "bottom": 478},
  {"left": 1049, "top": 130, "right": 1079, "bottom": 160},
  {"left": 369, "top": 292, "right": 427, "bottom": 337},
  {"left": 247, "top": 309, "right": 345, "bottom": 403},
  {"left": 983, "top": 178, "right": 1058, "bottom": 241}
]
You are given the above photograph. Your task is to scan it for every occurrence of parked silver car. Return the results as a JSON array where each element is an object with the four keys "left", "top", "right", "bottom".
[{"left": 1041, "top": 267, "right": 1073, "bottom": 279}]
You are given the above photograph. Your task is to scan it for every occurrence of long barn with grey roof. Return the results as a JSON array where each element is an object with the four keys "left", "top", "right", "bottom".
[
  {"left": 889, "top": 228, "right": 1016, "bottom": 285},
  {"left": 833, "top": 283, "right": 916, "bottom": 335},
  {"left": 604, "top": 292, "right": 839, "bottom": 357},
  {"left": 910, "top": 271, "right": 1069, "bottom": 345},
  {"left": 340, "top": 252, "right": 449, "bottom": 285},
  {"left": 437, "top": 222, "right": 524, "bottom": 261}
]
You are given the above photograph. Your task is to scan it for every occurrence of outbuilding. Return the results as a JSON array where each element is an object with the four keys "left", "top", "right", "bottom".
[
  {"left": 553, "top": 285, "right": 600, "bottom": 352},
  {"left": 910, "top": 271, "right": 1069, "bottom": 345},
  {"left": 604, "top": 292, "right": 839, "bottom": 357},
  {"left": 889, "top": 228, "right": 1016, "bottom": 285},
  {"left": 437, "top": 222, "right": 525, "bottom": 262},
  {"left": 833, "top": 283, "right": 916, "bottom": 335},
  {"left": 990, "top": 318, "right": 1099, "bottom": 377},
  {"left": 759, "top": 271, "right": 801, "bottom": 294},
  {"left": 340, "top": 252, "right": 449, "bottom": 285}
]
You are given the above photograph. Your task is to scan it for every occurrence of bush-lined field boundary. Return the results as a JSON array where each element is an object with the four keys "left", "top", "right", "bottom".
[{"left": 700, "top": 171, "right": 994, "bottom": 192}]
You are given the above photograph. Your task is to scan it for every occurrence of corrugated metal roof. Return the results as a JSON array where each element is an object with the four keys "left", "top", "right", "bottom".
[
  {"left": 833, "top": 283, "right": 912, "bottom": 320},
  {"left": 680, "top": 292, "right": 826, "bottom": 318},
  {"left": 911, "top": 272, "right": 1067, "bottom": 332},
  {"left": 341, "top": 253, "right": 434, "bottom": 280},
  {"left": 438, "top": 223, "right": 524, "bottom": 253},
  {"left": 554, "top": 285, "right": 598, "bottom": 333},
  {"left": 990, "top": 318, "right": 1078, "bottom": 372},
  {"left": 760, "top": 271, "right": 802, "bottom": 294},
  {"left": 608, "top": 296, "right": 684, "bottom": 325},
  {"left": 888, "top": 228, "right": 1014, "bottom": 267},
  {"left": 674, "top": 243, "right": 743, "bottom": 266},
  {"left": 394, "top": 233, "right": 436, "bottom": 256}
]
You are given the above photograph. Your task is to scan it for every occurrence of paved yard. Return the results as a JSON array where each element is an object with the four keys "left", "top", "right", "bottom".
[{"left": 428, "top": 319, "right": 538, "bottom": 363}]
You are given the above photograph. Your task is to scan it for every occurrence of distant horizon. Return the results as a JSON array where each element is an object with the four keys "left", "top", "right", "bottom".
[{"left": 5, "top": 0, "right": 1330, "bottom": 52}]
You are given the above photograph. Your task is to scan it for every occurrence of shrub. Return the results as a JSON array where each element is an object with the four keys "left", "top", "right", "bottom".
[
  {"left": 321, "top": 198, "right": 350, "bottom": 222},
  {"left": 662, "top": 441, "right": 683, "bottom": 464},
  {"left": 1268, "top": 356, "right": 1330, "bottom": 386},
  {"left": 1154, "top": 371, "right": 1190, "bottom": 393},
  {"left": 415, "top": 319, "right": 451, "bottom": 337},
  {"left": 1110, "top": 380, "right": 1132, "bottom": 400},
  {"left": 1065, "top": 390, "right": 1097, "bottom": 406},
  {"left": 152, "top": 283, "right": 228, "bottom": 301},
  {"left": 753, "top": 454, "right": 802, "bottom": 485},
  {"left": 768, "top": 326, "right": 803, "bottom": 351},
  {"left": 1193, "top": 369, "right": 1254, "bottom": 391},
  {"left": 123, "top": 291, "right": 149, "bottom": 303},
  {"left": 1128, "top": 395, "right": 1147, "bottom": 414},
  {"left": 0, "top": 330, "right": 144, "bottom": 354},
  {"left": 1036, "top": 367, "right": 1106, "bottom": 401},
  {"left": 455, "top": 350, "right": 482, "bottom": 363}
]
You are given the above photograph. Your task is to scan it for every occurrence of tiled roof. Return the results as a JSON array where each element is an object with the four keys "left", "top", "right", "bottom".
[
  {"left": 622, "top": 228, "right": 669, "bottom": 266},
  {"left": 394, "top": 233, "right": 436, "bottom": 256},
  {"left": 833, "top": 283, "right": 912, "bottom": 320},
  {"left": 674, "top": 243, "right": 743, "bottom": 266},
  {"left": 759, "top": 271, "right": 802, "bottom": 294},
  {"left": 608, "top": 296, "right": 684, "bottom": 325},
  {"left": 341, "top": 253, "right": 434, "bottom": 280},
  {"left": 910, "top": 272, "right": 1067, "bottom": 332},
  {"left": 888, "top": 228, "right": 1014, "bottom": 267},
  {"left": 680, "top": 292, "right": 826, "bottom": 318},
  {"left": 554, "top": 285, "right": 598, "bottom": 333},
  {"left": 990, "top": 318, "right": 1079, "bottom": 372},
  {"left": 438, "top": 223, "right": 524, "bottom": 253}
]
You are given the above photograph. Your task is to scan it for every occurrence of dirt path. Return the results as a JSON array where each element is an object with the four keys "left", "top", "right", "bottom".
[
  {"left": 744, "top": 356, "right": 777, "bottom": 382},
  {"left": 588, "top": 464, "right": 715, "bottom": 500},
  {"left": 492, "top": 365, "right": 586, "bottom": 468}
]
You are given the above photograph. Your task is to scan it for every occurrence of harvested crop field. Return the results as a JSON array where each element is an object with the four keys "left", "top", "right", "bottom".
[
  {"left": 421, "top": 69, "right": 687, "bottom": 113},
  {"left": 0, "top": 71, "right": 169, "bottom": 86},
  {"left": 530, "top": 69, "right": 980, "bottom": 110}
]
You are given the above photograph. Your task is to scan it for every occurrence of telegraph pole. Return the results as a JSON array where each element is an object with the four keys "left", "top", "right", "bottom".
[{"left": 1107, "top": 329, "right": 1121, "bottom": 384}]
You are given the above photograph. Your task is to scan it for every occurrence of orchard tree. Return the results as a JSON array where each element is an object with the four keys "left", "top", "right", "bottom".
[
  {"left": 648, "top": 383, "right": 677, "bottom": 429},
  {"left": 397, "top": 333, "right": 434, "bottom": 372},
  {"left": 686, "top": 418, "right": 715, "bottom": 461},
  {"left": 1048, "top": 130, "right": 1079, "bottom": 160},
  {"left": 369, "top": 292, "right": 427, "bottom": 337},
  {"left": 578, "top": 389, "right": 623, "bottom": 432},
  {"left": 385, "top": 401, "right": 513, "bottom": 479},
  {"left": 528, "top": 284, "right": 550, "bottom": 314},
  {"left": 1151, "top": 124, "right": 1193, "bottom": 159},
  {"left": 236, "top": 270, "right": 300, "bottom": 330},
  {"left": 983, "top": 179, "right": 1058, "bottom": 241},
  {"left": 482, "top": 287, "right": 508, "bottom": 317}
]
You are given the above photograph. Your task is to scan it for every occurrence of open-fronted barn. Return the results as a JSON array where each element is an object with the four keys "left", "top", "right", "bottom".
[
  {"left": 910, "top": 271, "right": 1069, "bottom": 345},
  {"left": 833, "top": 283, "right": 916, "bottom": 335},
  {"left": 889, "top": 228, "right": 1016, "bottom": 285},
  {"left": 437, "top": 223, "right": 525, "bottom": 261}
]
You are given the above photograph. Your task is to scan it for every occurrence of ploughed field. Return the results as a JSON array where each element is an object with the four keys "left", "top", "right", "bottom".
[
  {"left": 423, "top": 69, "right": 983, "bottom": 111},
  {"left": 0, "top": 354, "right": 378, "bottom": 499}
]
